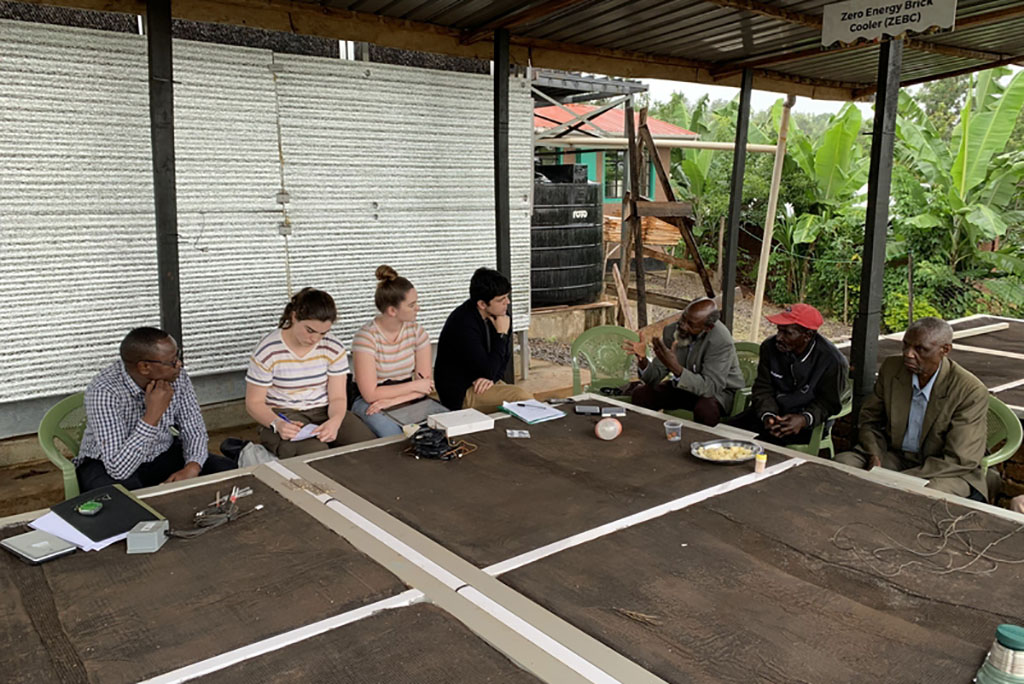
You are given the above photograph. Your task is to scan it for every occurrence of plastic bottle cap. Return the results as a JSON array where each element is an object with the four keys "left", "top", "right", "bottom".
[{"left": 996, "top": 624, "right": 1024, "bottom": 651}]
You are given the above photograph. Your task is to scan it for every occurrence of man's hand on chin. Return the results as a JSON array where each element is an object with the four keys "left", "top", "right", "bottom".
[{"left": 164, "top": 461, "right": 201, "bottom": 483}]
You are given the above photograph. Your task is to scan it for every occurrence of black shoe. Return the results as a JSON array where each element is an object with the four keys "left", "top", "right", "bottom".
[{"left": 218, "top": 438, "right": 249, "bottom": 461}]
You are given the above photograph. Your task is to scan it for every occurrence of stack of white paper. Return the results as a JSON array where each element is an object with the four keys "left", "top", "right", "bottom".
[
  {"left": 501, "top": 399, "right": 565, "bottom": 424},
  {"left": 29, "top": 512, "right": 128, "bottom": 552}
]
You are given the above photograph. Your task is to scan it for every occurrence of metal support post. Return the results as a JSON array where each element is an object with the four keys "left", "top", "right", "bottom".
[
  {"left": 852, "top": 39, "right": 903, "bottom": 423},
  {"left": 493, "top": 29, "right": 514, "bottom": 382},
  {"left": 494, "top": 28, "right": 511, "bottom": 278},
  {"left": 147, "top": 0, "right": 183, "bottom": 346},
  {"left": 722, "top": 69, "right": 752, "bottom": 331}
]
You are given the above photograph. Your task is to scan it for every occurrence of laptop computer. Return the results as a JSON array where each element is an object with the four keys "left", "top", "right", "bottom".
[
  {"left": 1, "top": 529, "right": 77, "bottom": 564},
  {"left": 384, "top": 397, "right": 449, "bottom": 426}
]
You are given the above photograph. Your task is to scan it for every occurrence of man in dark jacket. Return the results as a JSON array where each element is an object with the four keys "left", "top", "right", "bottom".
[
  {"left": 728, "top": 303, "right": 848, "bottom": 446},
  {"left": 623, "top": 298, "right": 744, "bottom": 426},
  {"left": 434, "top": 267, "right": 533, "bottom": 412}
]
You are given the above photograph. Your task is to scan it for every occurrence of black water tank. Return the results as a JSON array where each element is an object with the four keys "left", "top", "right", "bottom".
[{"left": 531, "top": 166, "right": 603, "bottom": 307}]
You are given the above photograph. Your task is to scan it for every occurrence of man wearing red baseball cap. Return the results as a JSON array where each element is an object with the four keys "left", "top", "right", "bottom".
[{"left": 727, "top": 303, "right": 848, "bottom": 446}]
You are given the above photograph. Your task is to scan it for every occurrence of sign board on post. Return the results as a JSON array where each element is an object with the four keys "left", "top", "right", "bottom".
[{"left": 822, "top": 0, "right": 957, "bottom": 45}]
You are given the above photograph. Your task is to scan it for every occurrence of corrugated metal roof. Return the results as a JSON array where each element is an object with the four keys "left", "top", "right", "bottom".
[
  {"left": 534, "top": 104, "right": 698, "bottom": 137},
  {"left": 318, "top": 0, "right": 1024, "bottom": 98},
  {"left": 12, "top": 0, "right": 1024, "bottom": 99},
  {"left": 13, "top": 0, "right": 1024, "bottom": 99},
  {"left": 0, "top": 19, "right": 532, "bottom": 403}
]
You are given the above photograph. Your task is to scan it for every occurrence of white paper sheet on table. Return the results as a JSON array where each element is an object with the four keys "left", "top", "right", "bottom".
[
  {"left": 290, "top": 423, "right": 320, "bottom": 442},
  {"left": 501, "top": 400, "right": 565, "bottom": 424},
  {"left": 29, "top": 511, "right": 128, "bottom": 551}
]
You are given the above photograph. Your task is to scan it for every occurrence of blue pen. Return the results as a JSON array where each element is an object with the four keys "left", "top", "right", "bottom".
[{"left": 275, "top": 412, "right": 293, "bottom": 424}]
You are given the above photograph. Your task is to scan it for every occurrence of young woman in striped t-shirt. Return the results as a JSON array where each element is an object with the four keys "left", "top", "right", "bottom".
[
  {"left": 351, "top": 266, "right": 433, "bottom": 437},
  {"left": 245, "top": 288, "right": 351, "bottom": 457}
]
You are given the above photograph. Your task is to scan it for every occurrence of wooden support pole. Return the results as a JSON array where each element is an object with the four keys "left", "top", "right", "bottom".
[
  {"left": 641, "top": 246, "right": 696, "bottom": 272},
  {"left": 541, "top": 137, "right": 777, "bottom": 153},
  {"left": 749, "top": 94, "right": 796, "bottom": 341},
  {"left": 619, "top": 191, "right": 634, "bottom": 285},
  {"left": 611, "top": 264, "right": 636, "bottom": 330},
  {"left": 637, "top": 313, "right": 684, "bottom": 347},
  {"left": 638, "top": 123, "right": 716, "bottom": 297},
  {"left": 604, "top": 283, "right": 691, "bottom": 312},
  {"left": 628, "top": 103, "right": 647, "bottom": 328},
  {"left": 635, "top": 201, "right": 694, "bottom": 217}
]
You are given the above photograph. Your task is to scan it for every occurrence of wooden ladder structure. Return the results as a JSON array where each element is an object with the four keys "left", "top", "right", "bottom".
[{"left": 614, "top": 103, "right": 717, "bottom": 334}]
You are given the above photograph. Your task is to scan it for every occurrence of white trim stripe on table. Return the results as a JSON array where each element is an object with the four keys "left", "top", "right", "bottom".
[
  {"left": 140, "top": 590, "right": 423, "bottom": 684},
  {"left": 137, "top": 454, "right": 806, "bottom": 684},
  {"left": 484, "top": 458, "right": 804, "bottom": 576}
]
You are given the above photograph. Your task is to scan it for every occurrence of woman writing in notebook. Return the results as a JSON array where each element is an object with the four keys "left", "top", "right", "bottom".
[
  {"left": 351, "top": 266, "right": 434, "bottom": 437},
  {"left": 244, "top": 288, "right": 351, "bottom": 457}
]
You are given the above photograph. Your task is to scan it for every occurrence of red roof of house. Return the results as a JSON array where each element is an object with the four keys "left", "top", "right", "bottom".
[{"left": 534, "top": 104, "right": 697, "bottom": 138}]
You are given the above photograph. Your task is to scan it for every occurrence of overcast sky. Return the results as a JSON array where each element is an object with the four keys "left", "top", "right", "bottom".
[
  {"left": 640, "top": 66, "right": 1023, "bottom": 120},
  {"left": 640, "top": 78, "right": 873, "bottom": 117}
]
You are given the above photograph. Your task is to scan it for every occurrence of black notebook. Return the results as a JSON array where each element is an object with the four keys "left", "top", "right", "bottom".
[{"left": 51, "top": 485, "right": 164, "bottom": 543}]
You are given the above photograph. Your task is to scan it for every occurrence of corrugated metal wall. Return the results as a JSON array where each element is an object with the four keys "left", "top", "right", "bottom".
[
  {"left": 0, "top": 22, "right": 160, "bottom": 404},
  {"left": 0, "top": 19, "right": 531, "bottom": 413}
]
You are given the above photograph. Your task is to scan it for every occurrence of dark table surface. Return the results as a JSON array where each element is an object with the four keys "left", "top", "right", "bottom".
[
  {"left": 1, "top": 475, "right": 406, "bottom": 684},
  {"left": 311, "top": 401, "right": 791, "bottom": 568},
  {"left": 197, "top": 603, "right": 541, "bottom": 684},
  {"left": 502, "top": 462, "right": 1024, "bottom": 683}
]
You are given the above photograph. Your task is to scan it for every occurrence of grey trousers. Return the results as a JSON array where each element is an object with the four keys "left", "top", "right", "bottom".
[{"left": 834, "top": 449, "right": 993, "bottom": 499}]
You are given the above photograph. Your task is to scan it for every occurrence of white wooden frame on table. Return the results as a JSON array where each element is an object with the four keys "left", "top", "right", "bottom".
[
  {"left": 836, "top": 314, "right": 1024, "bottom": 415},
  {"left": 4, "top": 393, "right": 1024, "bottom": 684}
]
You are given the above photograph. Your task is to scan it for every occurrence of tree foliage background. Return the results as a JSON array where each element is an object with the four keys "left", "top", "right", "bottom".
[{"left": 649, "top": 68, "right": 1024, "bottom": 331}]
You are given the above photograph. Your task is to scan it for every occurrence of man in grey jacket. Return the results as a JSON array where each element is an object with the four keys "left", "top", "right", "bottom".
[{"left": 622, "top": 299, "right": 744, "bottom": 426}]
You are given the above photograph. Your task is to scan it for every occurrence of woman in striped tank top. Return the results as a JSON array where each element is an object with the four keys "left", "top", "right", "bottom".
[
  {"left": 351, "top": 266, "right": 434, "bottom": 437},
  {"left": 245, "top": 288, "right": 352, "bottom": 457}
]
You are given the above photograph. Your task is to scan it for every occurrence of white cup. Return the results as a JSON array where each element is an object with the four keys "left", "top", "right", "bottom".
[{"left": 664, "top": 420, "right": 683, "bottom": 442}]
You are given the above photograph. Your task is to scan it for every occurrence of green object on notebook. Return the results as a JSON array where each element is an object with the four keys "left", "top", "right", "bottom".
[
  {"left": 75, "top": 500, "right": 104, "bottom": 516},
  {"left": 52, "top": 485, "right": 164, "bottom": 543}
]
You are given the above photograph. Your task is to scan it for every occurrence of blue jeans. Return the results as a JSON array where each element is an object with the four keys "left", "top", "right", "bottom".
[{"left": 351, "top": 396, "right": 404, "bottom": 437}]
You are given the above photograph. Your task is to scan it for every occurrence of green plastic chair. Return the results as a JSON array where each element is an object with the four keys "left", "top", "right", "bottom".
[
  {"left": 984, "top": 395, "right": 1023, "bottom": 475},
  {"left": 38, "top": 392, "right": 87, "bottom": 499},
  {"left": 787, "top": 391, "right": 853, "bottom": 460},
  {"left": 732, "top": 341, "right": 761, "bottom": 414},
  {"left": 666, "top": 340, "right": 761, "bottom": 422},
  {"left": 571, "top": 325, "right": 639, "bottom": 395}
]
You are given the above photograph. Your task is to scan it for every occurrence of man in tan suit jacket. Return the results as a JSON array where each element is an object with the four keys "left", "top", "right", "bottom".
[{"left": 837, "top": 317, "right": 991, "bottom": 500}]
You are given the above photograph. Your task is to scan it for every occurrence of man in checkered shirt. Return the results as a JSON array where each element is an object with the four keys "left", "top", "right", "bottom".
[{"left": 75, "top": 327, "right": 236, "bottom": 492}]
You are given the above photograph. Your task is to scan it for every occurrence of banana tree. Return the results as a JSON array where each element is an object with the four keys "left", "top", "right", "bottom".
[
  {"left": 670, "top": 94, "right": 774, "bottom": 227},
  {"left": 787, "top": 102, "right": 870, "bottom": 211},
  {"left": 894, "top": 67, "right": 1024, "bottom": 311},
  {"left": 759, "top": 103, "right": 869, "bottom": 306}
]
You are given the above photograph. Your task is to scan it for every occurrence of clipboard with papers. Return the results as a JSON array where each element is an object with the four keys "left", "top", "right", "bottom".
[{"left": 500, "top": 399, "right": 566, "bottom": 424}]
